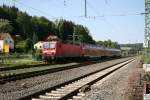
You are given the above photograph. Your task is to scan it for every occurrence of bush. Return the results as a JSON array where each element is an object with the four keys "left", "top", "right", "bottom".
[
  {"left": 15, "top": 38, "right": 32, "bottom": 53},
  {"left": 144, "top": 48, "right": 150, "bottom": 64},
  {"left": 34, "top": 49, "right": 42, "bottom": 61}
]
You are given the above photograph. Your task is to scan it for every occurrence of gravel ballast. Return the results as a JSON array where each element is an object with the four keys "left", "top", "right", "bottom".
[
  {"left": 0, "top": 57, "right": 132, "bottom": 100},
  {"left": 82, "top": 57, "right": 143, "bottom": 100}
]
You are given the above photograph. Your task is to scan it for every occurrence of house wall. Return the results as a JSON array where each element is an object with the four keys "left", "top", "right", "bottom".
[
  {"left": 4, "top": 34, "right": 14, "bottom": 50},
  {"left": 34, "top": 42, "right": 43, "bottom": 49},
  {"left": 0, "top": 40, "right": 4, "bottom": 52}
]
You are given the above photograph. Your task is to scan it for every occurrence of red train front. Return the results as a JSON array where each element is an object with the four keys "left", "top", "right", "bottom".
[
  {"left": 42, "top": 41, "right": 82, "bottom": 61},
  {"left": 43, "top": 41, "right": 57, "bottom": 61}
]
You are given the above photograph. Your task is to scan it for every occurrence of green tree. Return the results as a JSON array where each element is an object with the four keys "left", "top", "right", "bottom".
[
  {"left": 0, "top": 19, "right": 13, "bottom": 33},
  {"left": 32, "top": 32, "right": 38, "bottom": 46},
  {"left": 74, "top": 24, "right": 95, "bottom": 44},
  {"left": 31, "top": 16, "right": 55, "bottom": 40},
  {"left": 16, "top": 12, "right": 32, "bottom": 38},
  {"left": 15, "top": 40, "right": 26, "bottom": 53},
  {"left": 112, "top": 42, "right": 120, "bottom": 49},
  {"left": 0, "top": 5, "right": 19, "bottom": 34},
  {"left": 97, "top": 40, "right": 120, "bottom": 49},
  {"left": 0, "top": 5, "right": 97, "bottom": 45},
  {"left": 0, "top": 5, "right": 10, "bottom": 20},
  {"left": 55, "top": 19, "right": 75, "bottom": 42},
  {"left": 97, "top": 41, "right": 104, "bottom": 47},
  {"left": 15, "top": 38, "right": 32, "bottom": 53}
]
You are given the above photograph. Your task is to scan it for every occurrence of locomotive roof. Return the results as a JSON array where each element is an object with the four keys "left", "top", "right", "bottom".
[{"left": 46, "top": 35, "right": 61, "bottom": 41}]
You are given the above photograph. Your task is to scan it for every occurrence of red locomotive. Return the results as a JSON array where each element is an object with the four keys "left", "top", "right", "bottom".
[
  {"left": 43, "top": 41, "right": 82, "bottom": 61},
  {"left": 42, "top": 39, "right": 121, "bottom": 62}
]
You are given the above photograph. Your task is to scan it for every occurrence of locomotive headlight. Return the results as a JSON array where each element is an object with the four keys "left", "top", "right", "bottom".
[
  {"left": 43, "top": 49, "right": 56, "bottom": 55},
  {"left": 51, "top": 50, "right": 56, "bottom": 55},
  {"left": 50, "top": 49, "right": 56, "bottom": 53},
  {"left": 47, "top": 49, "right": 55, "bottom": 55},
  {"left": 43, "top": 50, "right": 48, "bottom": 53}
]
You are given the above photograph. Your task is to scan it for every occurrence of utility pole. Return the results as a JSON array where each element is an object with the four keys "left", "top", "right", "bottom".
[
  {"left": 145, "top": 0, "right": 150, "bottom": 61},
  {"left": 13, "top": 0, "right": 16, "bottom": 7},
  {"left": 145, "top": 0, "right": 150, "bottom": 48},
  {"left": 85, "top": 0, "right": 87, "bottom": 18},
  {"left": 68, "top": 33, "right": 78, "bottom": 44},
  {"left": 64, "top": 0, "right": 66, "bottom": 6},
  {"left": 73, "top": 33, "right": 75, "bottom": 43}
]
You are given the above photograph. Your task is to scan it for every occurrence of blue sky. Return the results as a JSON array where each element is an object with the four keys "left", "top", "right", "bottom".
[{"left": 0, "top": 0, "right": 144, "bottom": 44}]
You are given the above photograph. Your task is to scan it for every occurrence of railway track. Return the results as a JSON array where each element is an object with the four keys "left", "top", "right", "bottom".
[
  {"left": 0, "top": 63, "right": 82, "bottom": 84},
  {"left": 0, "top": 57, "right": 117, "bottom": 72},
  {"left": 20, "top": 58, "right": 135, "bottom": 100},
  {"left": 0, "top": 57, "right": 121, "bottom": 84}
]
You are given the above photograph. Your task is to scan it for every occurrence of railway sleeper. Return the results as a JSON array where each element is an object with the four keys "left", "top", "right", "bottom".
[
  {"left": 39, "top": 95, "right": 61, "bottom": 99},
  {"left": 45, "top": 93, "right": 66, "bottom": 96},
  {"left": 30, "top": 58, "right": 134, "bottom": 100}
]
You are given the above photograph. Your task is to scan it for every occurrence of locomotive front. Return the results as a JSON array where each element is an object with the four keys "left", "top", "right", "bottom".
[{"left": 42, "top": 41, "right": 57, "bottom": 61}]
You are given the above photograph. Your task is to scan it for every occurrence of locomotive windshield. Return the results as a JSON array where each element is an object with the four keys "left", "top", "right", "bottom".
[{"left": 43, "top": 42, "right": 56, "bottom": 49}]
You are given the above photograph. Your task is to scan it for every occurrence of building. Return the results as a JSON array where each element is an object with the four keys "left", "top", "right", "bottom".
[
  {"left": 34, "top": 41, "right": 44, "bottom": 50},
  {"left": 0, "top": 33, "right": 14, "bottom": 53},
  {"left": 121, "top": 47, "right": 133, "bottom": 57}
]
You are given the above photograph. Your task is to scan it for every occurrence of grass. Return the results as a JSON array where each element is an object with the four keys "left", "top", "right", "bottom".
[
  {"left": 144, "top": 55, "right": 150, "bottom": 64},
  {"left": 0, "top": 58, "right": 45, "bottom": 67},
  {"left": 0, "top": 53, "right": 45, "bottom": 68},
  {"left": 4, "top": 62, "right": 78, "bottom": 75},
  {"left": 144, "top": 48, "right": 150, "bottom": 64}
]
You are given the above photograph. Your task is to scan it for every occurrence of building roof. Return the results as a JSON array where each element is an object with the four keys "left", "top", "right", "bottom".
[
  {"left": 0, "top": 33, "right": 13, "bottom": 40},
  {"left": 46, "top": 35, "right": 61, "bottom": 41},
  {"left": 34, "top": 41, "right": 44, "bottom": 44},
  {"left": 121, "top": 47, "right": 132, "bottom": 50}
]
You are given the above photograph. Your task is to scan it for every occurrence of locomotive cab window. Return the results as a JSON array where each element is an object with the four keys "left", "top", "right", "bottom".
[
  {"left": 50, "top": 43, "right": 56, "bottom": 48},
  {"left": 43, "top": 42, "right": 56, "bottom": 49}
]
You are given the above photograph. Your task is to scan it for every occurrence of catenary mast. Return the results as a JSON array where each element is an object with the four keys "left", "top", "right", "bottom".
[{"left": 145, "top": 0, "right": 150, "bottom": 48}]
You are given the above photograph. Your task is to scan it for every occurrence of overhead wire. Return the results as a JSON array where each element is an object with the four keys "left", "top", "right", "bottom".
[
  {"left": 12, "top": 0, "right": 144, "bottom": 21},
  {"left": 105, "top": 0, "right": 108, "bottom": 5},
  {"left": 14, "top": 0, "right": 55, "bottom": 19},
  {"left": 11, "top": 0, "right": 83, "bottom": 20},
  {"left": 85, "top": 0, "right": 119, "bottom": 38},
  {"left": 10, "top": 0, "right": 144, "bottom": 42},
  {"left": 86, "top": 0, "right": 101, "bottom": 17},
  {"left": 47, "top": 0, "right": 80, "bottom": 20},
  {"left": 81, "top": 12, "right": 144, "bottom": 18},
  {"left": 82, "top": 0, "right": 144, "bottom": 18}
]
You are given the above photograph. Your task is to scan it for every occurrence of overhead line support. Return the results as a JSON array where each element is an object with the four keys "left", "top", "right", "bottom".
[{"left": 85, "top": 0, "right": 87, "bottom": 18}]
